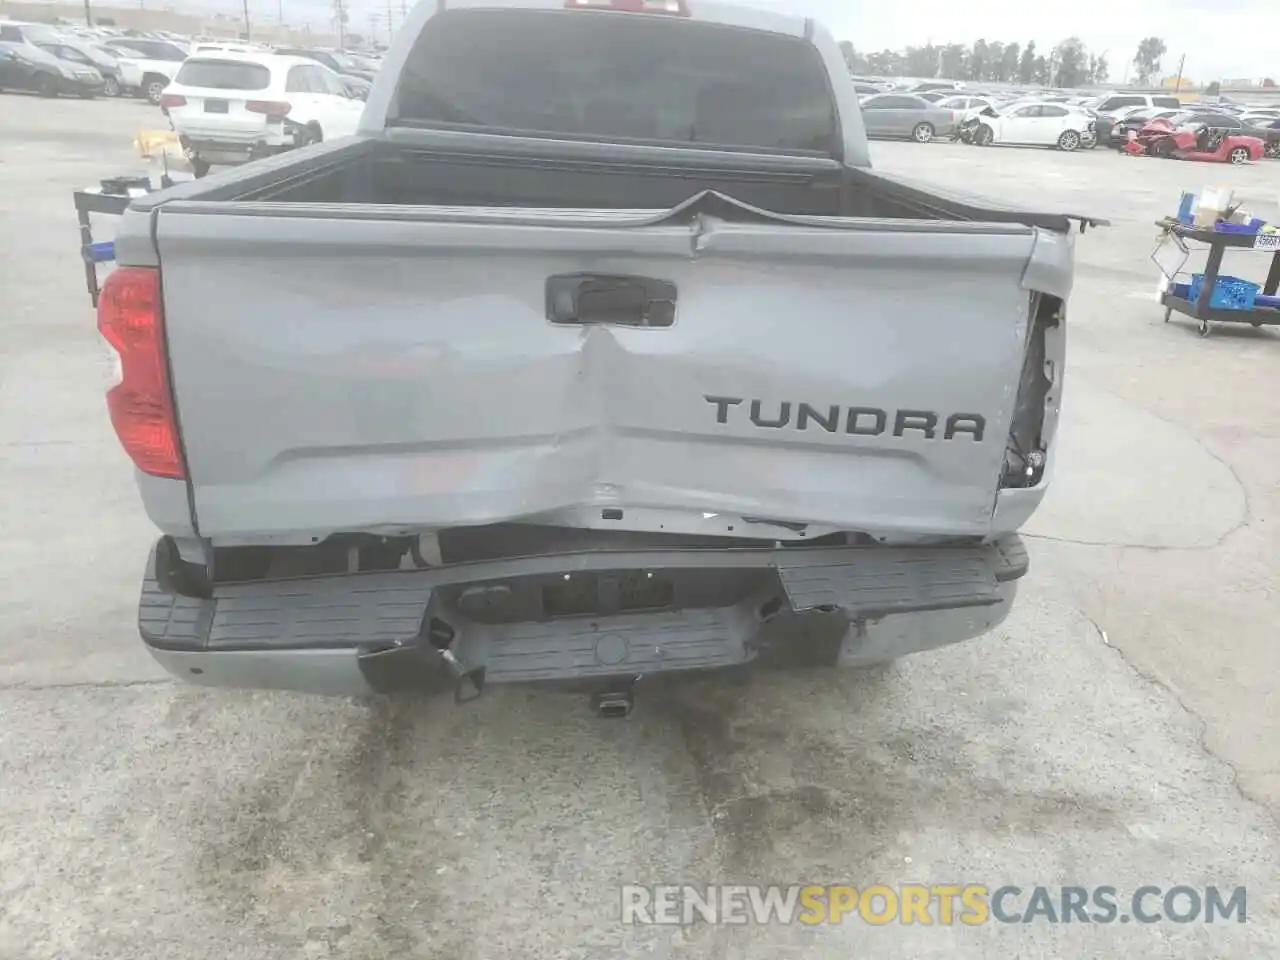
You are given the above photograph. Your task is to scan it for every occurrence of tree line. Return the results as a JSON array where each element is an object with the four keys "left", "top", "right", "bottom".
[{"left": 839, "top": 37, "right": 1170, "bottom": 88}]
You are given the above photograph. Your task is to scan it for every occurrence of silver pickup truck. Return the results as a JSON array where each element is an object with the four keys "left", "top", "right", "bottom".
[{"left": 101, "top": 0, "right": 1098, "bottom": 711}]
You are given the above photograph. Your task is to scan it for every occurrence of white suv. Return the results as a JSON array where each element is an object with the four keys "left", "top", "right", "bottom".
[
  {"left": 159, "top": 53, "right": 365, "bottom": 175},
  {"left": 1091, "top": 92, "right": 1182, "bottom": 115},
  {"left": 102, "top": 36, "right": 189, "bottom": 103},
  {"left": 937, "top": 94, "right": 994, "bottom": 124}
]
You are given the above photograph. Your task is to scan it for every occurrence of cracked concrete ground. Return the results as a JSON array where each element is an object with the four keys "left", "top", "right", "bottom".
[{"left": 1, "top": 97, "right": 1277, "bottom": 958}]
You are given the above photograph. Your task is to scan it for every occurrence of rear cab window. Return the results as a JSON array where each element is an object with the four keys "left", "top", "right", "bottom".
[
  {"left": 391, "top": 8, "right": 838, "bottom": 155},
  {"left": 1153, "top": 96, "right": 1181, "bottom": 109},
  {"left": 175, "top": 59, "right": 271, "bottom": 90}
]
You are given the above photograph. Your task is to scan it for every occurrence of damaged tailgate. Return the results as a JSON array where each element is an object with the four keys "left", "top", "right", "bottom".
[{"left": 153, "top": 191, "right": 1069, "bottom": 542}]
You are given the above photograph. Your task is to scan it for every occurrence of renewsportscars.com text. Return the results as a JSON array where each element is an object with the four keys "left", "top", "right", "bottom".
[{"left": 621, "top": 885, "right": 1247, "bottom": 926}]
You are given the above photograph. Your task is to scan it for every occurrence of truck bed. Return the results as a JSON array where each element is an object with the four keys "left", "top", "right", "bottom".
[{"left": 136, "top": 134, "right": 1101, "bottom": 231}]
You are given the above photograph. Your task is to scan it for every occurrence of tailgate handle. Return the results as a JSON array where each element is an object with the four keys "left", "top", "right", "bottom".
[{"left": 546, "top": 274, "right": 676, "bottom": 328}]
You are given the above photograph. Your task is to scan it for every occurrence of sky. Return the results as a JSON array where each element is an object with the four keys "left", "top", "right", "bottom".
[
  {"left": 767, "top": 0, "right": 1277, "bottom": 82},
  {"left": 264, "top": 0, "right": 1276, "bottom": 80}
]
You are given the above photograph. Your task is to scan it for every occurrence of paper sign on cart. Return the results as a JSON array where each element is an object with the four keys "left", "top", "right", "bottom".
[
  {"left": 1151, "top": 231, "right": 1190, "bottom": 280},
  {"left": 1254, "top": 233, "right": 1280, "bottom": 252}
]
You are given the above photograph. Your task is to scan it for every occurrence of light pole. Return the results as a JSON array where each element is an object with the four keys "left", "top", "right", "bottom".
[{"left": 334, "top": 0, "right": 346, "bottom": 51}]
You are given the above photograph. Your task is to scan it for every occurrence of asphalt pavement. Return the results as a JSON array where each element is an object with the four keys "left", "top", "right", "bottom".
[{"left": 1, "top": 94, "right": 1277, "bottom": 959}]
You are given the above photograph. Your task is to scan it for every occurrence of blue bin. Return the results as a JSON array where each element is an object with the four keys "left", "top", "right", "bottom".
[
  {"left": 1214, "top": 222, "right": 1261, "bottom": 235},
  {"left": 1188, "top": 274, "right": 1260, "bottom": 311},
  {"left": 88, "top": 241, "right": 115, "bottom": 263},
  {"left": 1177, "top": 192, "right": 1196, "bottom": 225}
]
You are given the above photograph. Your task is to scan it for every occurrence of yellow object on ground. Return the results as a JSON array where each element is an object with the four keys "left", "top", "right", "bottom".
[
  {"left": 134, "top": 129, "right": 181, "bottom": 159},
  {"left": 133, "top": 129, "right": 195, "bottom": 184}
]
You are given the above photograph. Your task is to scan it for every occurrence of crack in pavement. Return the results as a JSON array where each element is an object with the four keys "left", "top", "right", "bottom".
[
  {"left": 1024, "top": 520, "right": 1253, "bottom": 551},
  {"left": 1082, "top": 612, "right": 1277, "bottom": 826},
  {"left": 1022, "top": 375, "right": 1254, "bottom": 552},
  {"left": 0, "top": 677, "right": 174, "bottom": 692}
]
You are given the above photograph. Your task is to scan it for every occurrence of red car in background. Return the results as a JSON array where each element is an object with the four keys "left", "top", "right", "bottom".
[{"left": 1123, "top": 117, "right": 1265, "bottom": 163}]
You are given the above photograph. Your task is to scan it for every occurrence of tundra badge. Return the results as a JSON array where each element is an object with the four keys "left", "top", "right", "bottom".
[{"left": 704, "top": 395, "right": 986, "bottom": 441}]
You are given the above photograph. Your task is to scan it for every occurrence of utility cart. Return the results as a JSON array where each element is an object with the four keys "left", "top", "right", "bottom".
[
  {"left": 74, "top": 177, "right": 156, "bottom": 308},
  {"left": 1155, "top": 217, "right": 1280, "bottom": 337}
]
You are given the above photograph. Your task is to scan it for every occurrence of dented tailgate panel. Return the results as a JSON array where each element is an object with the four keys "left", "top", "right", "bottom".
[{"left": 155, "top": 201, "right": 1048, "bottom": 541}]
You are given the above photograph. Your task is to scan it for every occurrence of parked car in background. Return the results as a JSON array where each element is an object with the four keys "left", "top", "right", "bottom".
[
  {"left": 92, "top": 42, "right": 144, "bottom": 94},
  {"left": 1242, "top": 113, "right": 1280, "bottom": 132},
  {"left": 272, "top": 46, "right": 375, "bottom": 81},
  {"left": 0, "top": 40, "right": 103, "bottom": 97},
  {"left": 1105, "top": 105, "right": 1150, "bottom": 121},
  {"left": 967, "top": 101, "right": 1095, "bottom": 151},
  {"left": 937, "top": 94, "right": 993, "bottom": 124},
  {"left": 103, "top": 36, "right": 189, "bottom": 61},
  {"left": 1122, "top": 118, "right": 1265, "bottom": 164},
  {"left": 909, "top": 80, "right": 961, "bottom": 93},
  {"left": 103, "top": 36, "right": 188, "bottom": 103},
  {"left": 860, "top": 93, "right": 956, "bottom": 142},
  {"left": 160, "top": 53, "right": 364, "bottom": 175},
  {"left": 190, "top": 41, "right": 264, "bottom": 55},
  {"left": 1249, "top": 116, "right": 1280, "bottom": 157},
  {"left": 345, "top": 52, "right": 382, "bottom": 74},
  {"left": 0, "top": 20, "right": 66, "bottom": 45},
  {"left": 1164, "top": 109, "right": 1280, "bottom": 156},
  {"left": 1090, "top": 92, "right": 1181, "bottom": 115},
  {"left": 1084, "top": 104, "right": 1140, "bottom": 142},
  {"left": 34, "top": 38, "right": 125, "bottom": 96},
  {"left": 1107, "top": 107, "right": 1181, "bottom": 146},
  {"left": 338, "top": 73, "right": 371, "bottom": 100}
]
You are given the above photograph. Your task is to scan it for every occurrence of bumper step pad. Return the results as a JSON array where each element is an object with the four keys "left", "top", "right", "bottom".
[
  {"left": 775, "top": 545, "right": 1007, "bottom": 618},
  {"left": 472, "top": 608, "right": 748, "bottom": 684},
  {"left": 141, "top": 559, "right": 436, "bottom": 651}
]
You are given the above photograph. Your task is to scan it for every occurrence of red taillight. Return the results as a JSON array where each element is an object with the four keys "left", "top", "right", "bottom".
[
  {"left": 246, "top": 99, "right": 292, "bottom": 118},
  {"left": 565, "top": 0, "right": 690, "bottom": 14},
  {"left": 158, "top": 93, "right": 186, "bottom": 109},
  {"left": 97, "top": 266, "right": 185, "bottom": 479}
]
